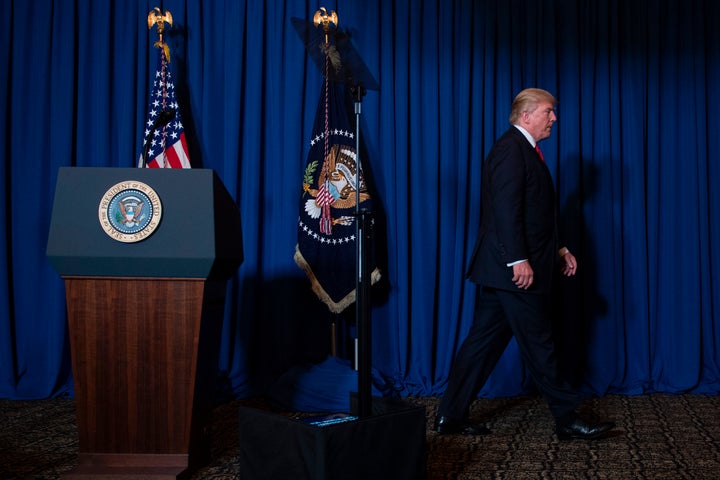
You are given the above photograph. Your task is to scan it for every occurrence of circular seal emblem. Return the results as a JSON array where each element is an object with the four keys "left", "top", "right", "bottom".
[{"left": 98, "top": 181, "right": 162, "bottom": 243}]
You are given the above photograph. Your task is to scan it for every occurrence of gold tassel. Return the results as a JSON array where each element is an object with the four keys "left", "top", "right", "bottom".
[{"left": 153, "top": 41, "right": 171, "bottom": 63}]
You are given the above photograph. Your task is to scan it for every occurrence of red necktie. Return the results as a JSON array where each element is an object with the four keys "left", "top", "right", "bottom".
[{"left": 535, "top": 144, "right": 544, "bottom": 162}]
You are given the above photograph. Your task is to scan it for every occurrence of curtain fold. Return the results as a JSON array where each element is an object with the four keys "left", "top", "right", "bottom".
[{"left": 1, "top": 0, "right": 719, "bottom": 401}]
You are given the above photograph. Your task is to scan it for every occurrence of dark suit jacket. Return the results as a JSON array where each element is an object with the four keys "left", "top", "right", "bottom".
[{"left": 467, "top": 127, "right": 558, "bottom": 294}]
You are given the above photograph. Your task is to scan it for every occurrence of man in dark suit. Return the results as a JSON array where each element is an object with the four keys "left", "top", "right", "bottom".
[{"left": 434, "top": 88, "right": 615, "bottom": 440}]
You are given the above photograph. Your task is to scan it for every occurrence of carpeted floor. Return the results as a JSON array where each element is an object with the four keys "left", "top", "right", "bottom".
[{"left": 2, "top": 393, "right": 720, "bottom": 479}]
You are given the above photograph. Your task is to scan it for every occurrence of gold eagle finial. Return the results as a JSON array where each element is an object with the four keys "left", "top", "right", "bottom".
[
  {"left": 147, "top": 7, "right": 173, "bottom": 62},
  {"left": 313, "top": 7, "right": 338, "bottom": 44}
]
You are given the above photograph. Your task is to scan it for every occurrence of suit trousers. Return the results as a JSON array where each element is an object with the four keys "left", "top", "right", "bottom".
[{"left": 438, "top": 286, "right": 580, "bottom": 423}]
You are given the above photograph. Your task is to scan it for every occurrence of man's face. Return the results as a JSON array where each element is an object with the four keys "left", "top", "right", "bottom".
[{"left": 523, "top": 101, "right": 557, "bottom": 142}]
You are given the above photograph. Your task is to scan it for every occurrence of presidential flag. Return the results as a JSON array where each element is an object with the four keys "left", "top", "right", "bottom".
[
  {"left": 139, "top": 45, "right": 190, "bottom": 169},
  {"left": 294, "top": 79, "right": 380, "bottom": 313}
]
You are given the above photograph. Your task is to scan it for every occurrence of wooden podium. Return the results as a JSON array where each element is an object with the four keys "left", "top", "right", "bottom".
[{"left": 47, "top": 167, "right": 243, "bottom": 479}]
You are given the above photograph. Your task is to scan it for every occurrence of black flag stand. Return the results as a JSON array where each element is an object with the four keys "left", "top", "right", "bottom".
[{"left": 291, "top": 15, "right": 379, "bottom": 418}]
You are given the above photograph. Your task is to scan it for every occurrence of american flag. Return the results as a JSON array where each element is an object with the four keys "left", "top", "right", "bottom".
[{"left": 139, "top": 47, "right": 191, "bottom": 169}]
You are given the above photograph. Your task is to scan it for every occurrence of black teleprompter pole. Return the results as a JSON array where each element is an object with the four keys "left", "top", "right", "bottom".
[{"left": 352, "top": 84, "right": 372, "bottom": 418}]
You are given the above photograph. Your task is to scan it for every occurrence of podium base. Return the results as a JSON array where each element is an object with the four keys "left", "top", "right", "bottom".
[
  {"left": 63, "top": 453, "right": 191, "bottom": 480},
  {"left": 238, "top": 397, "right": 426, "bottom": 480}
]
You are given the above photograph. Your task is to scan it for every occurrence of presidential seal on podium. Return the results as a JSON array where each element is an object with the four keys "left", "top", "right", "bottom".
[{"left": 98, "top": 180, "right": 162, "bottom": 243}]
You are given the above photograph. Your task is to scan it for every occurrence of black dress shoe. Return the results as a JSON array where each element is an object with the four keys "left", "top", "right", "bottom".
[
  {"left": 434, "top": 416, "right": 491, "bottom": 435},
  {"left": 556, "top": 416, "right": 615, "bottom": 441}
]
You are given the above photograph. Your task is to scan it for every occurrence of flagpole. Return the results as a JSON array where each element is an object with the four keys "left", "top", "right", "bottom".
[
  {"left": 315, "top": 7, "right": 372, "bottom": 418},
  {"left": 305, "top": 8, "right": 378, "bottom": 418}
]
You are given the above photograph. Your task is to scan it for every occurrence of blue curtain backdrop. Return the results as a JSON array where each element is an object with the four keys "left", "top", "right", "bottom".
[{"left": 2, "top": 0, "right": 719, "bottom": 401}]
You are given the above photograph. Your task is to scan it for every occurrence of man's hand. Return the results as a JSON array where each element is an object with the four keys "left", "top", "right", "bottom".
[
  {"left": 561, "top": 252, "right": 577, "bottom": 276},
  {"left": 512, "top": 261, "right": 534, "bottom": 289}
]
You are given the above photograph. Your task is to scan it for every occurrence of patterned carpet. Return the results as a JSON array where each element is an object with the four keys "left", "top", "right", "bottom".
[{"left": 2, "top": 393, "right": 720, "bottom": 479}]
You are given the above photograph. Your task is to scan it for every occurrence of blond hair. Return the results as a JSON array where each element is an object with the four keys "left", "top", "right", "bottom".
[{"left": 509, "top": 88, "right": 557, "bottom": 124}]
